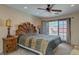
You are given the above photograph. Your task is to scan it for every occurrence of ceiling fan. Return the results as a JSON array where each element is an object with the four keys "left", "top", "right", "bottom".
[{"left": 37, "top": 4, "right": 62, "bottom": 12}]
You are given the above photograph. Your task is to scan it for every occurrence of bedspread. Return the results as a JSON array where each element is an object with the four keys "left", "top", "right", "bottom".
[{"left": 17, "top": 33, "right": 62, "bottom": 55}]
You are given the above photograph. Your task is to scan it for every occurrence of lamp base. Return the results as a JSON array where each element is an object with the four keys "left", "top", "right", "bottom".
[
  {"left": 7, "top": 35, "right": 12, "bottom": 38},
  {"left": 7, "top": 27, "right": 12, "bottom": 38}
]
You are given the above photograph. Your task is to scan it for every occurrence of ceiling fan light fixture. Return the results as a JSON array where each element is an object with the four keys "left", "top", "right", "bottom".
[{"left": 24, "top": 6, "right": 28, "bottom": 9}]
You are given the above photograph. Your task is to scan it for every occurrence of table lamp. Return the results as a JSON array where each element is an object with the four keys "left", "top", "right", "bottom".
[{"left": 5, "top": 19, "right": 11, "bottom": 37}]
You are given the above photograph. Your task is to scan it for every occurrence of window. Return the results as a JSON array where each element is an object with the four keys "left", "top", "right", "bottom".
[{"left": 49, "top": 19, "right": 71, "bottom": 42}]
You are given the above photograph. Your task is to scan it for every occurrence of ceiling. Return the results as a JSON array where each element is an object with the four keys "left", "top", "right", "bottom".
[{"left": 6, "top": 4, "right": 79, "bottom": 18}]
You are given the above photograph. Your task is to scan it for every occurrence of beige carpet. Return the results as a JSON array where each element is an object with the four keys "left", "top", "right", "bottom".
[
  {"left": 8, "top": 48, "right": 37, "bottom": 55},
  {"left": 0, "top": 48, "right": 37, "bottom": 55},
  {"left": 54, "top": 43, "right": 73, "bottom": 55}
]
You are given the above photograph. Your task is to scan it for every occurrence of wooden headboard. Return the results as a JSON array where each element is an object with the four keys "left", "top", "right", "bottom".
[{"left": 16, "top": 22, "right": 37, "bottom": 36}]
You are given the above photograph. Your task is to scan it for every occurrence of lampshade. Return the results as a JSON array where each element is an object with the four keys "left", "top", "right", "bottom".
[{"left": 5, "top": 19, "right": 11, "bottom": 27}]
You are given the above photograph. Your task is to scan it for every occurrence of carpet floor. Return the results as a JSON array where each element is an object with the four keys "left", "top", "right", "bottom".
[{"left": 0, "top": 47, "right": 37, "bottom": 55}]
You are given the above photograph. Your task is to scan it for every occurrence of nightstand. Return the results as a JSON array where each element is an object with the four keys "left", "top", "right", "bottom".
[{"left": 3, "top": 36, "right": 17, "bottom": 54}]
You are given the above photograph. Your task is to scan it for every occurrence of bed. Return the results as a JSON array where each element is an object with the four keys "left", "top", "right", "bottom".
[{"left": 16, "top": 22, "right": 62, "bottom": 55}]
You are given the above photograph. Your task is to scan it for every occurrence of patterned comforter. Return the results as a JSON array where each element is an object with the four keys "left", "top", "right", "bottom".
[{"left": 17, "top": 33, "right": 62, "bottom": 55}]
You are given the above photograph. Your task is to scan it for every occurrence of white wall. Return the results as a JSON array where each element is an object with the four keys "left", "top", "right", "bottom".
[
  {"left": 42, "top": 12, "right": 79, "bottom": 46},
  {"left": 0, "top": 5, "right": 42, "bottom": 53}
]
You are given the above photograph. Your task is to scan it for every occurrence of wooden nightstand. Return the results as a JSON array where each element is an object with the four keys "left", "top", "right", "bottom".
[{"left": 3, "top": 36, "right": 17, "bottom": 54}]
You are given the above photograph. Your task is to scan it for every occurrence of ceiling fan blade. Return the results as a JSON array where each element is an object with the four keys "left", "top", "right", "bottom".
[
  {"left": 50, "top": 4, "right": 55, "bottom": 8},
  {"left": 52, "top": 9, "right": 62, "bottom": 12},
  {"left": 37, "top": 8, "right": 46, "bottom": 10},
  {"left": 47, "top": 4, "right": 55, "bottom": 8}
]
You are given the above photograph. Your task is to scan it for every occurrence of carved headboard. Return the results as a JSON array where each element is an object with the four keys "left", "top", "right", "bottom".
[{"left": 16, "top": 22, "right": 37, "bottom": 36}]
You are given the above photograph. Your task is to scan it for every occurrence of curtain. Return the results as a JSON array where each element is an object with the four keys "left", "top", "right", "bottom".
[{"left": 42, "top": 21, "right": 49, "bottom": 35}]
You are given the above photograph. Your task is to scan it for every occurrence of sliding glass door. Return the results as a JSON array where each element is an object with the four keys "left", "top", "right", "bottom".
[
  {"left": 48, "top": 19, "right": 71, "bottom": 43},
  {"left": 59, "top": 20, "right": 67, "bottom": 41},
  {"left": 49, "top": 21, "right": 58, "bottom": 35}
]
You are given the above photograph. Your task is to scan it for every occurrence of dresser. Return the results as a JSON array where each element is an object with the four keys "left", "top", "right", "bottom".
[{"left": 3, "top": 36, "right": 17, "bottom": 54}]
